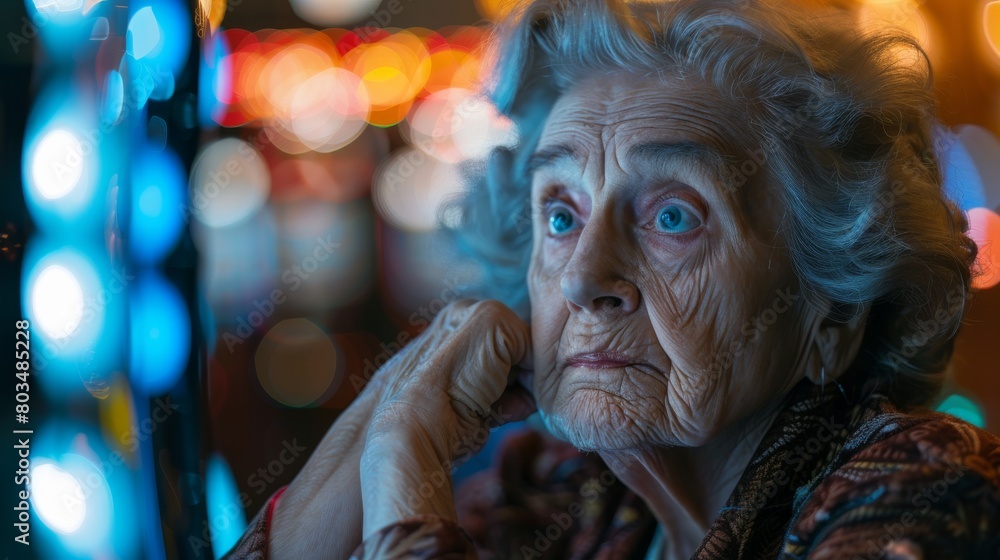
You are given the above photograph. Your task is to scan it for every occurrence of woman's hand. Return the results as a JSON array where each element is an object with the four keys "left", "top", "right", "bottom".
[
  {"left": 267, "top": 299, "right": 533, "bottom": 558},
  {"left": 267, "top": 386, "right": 380, "bottom": 560},
  {"left": 360, "top": 299, "right": 535, "bottom": 537},
  {"left": 367, "top": 298, "right": 535, "bottom": 461}
]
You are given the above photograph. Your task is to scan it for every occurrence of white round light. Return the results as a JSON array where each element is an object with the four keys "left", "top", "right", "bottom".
[
  {"left": 30, "top": 129, "right": 85, "bottom": 200},
  {"left": 287, "top": 0, "right": 381, "bottom": 27},
  {"left": 30, "top": 463, "right": 87, "bottom": 534},
  {"left": 31, "top": 264, "right": 85, "bottom": 340},
  {"left": 404, "top": 89, "right": 517, "bottom": 163},
  {"left": 190, "top": 138, "right": 271, "bottom": 228},
  {"left": 372, "top": 147, "right": 465, "bottom": 232}
]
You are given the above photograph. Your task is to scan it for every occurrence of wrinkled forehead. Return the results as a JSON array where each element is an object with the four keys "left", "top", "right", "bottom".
[
  {"left": 534, "top": 71, "right": 780, "bottom": 236},
  {"left": 539, "top": 72, "right": 748, "bottom": 160}
]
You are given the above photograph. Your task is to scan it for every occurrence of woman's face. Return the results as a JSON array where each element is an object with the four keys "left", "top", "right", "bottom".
[{"left": 527, "top": 72, "right": 821, "bottom": 451}]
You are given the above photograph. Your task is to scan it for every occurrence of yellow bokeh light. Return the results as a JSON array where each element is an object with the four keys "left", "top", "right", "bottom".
[
  {"left": 475, "top": 0, "right": 531, "bottom": 21},
  {"left": 423, "top": 47, "right": 471, "bottom": 94},
  {"left": 367, "top": 99, "right": 414, "bottom": 127},
  {"left": 98, "top": 377, "right": 137, "bottom": 464},
  {"left": 198, "top": 0, "right": 227, "bottom": 34},
  {"left": 857, "top": 0, "right": 933, "bottom": 51},
  {"left": 986, "top": 1, "right": 1000, "bottom": 59},
  {"left": 345, "top": 31, "right": 431, "bottom": 114}
]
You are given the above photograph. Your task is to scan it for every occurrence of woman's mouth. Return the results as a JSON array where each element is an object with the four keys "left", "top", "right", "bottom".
[{"left": 564, "top": 351, "right": 643, "bottom": 369}]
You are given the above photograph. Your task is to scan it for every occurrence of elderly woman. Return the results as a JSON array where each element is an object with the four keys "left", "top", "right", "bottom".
[{"left": 226, "top": 0, "right": 1000, "bottom": 558}]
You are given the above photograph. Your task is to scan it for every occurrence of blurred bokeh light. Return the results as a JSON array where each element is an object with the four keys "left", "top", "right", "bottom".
[
  {"left": 254, "top": 318, "right": 341, "bottom": 407},
  {"left": 129, "top": 271, "right": 191, "bottom": 395},
  {"left": 288, "top": 0, "right": 382, "bottom": 27},
  {"left": 986, "top": 1, "right": 1000, "bottom": 60},
  {"left": 31, "top": 462, "right": 88, "bottom": 534},
  {"left": 957, "top": 125, "right": 1000, "bottom": 210},
  {"left": 130, "top": 145, "right": 186, "bottom": 264},
  {"left": 31, "top": 264, "right": 85, "bottom": 340},
  {"left": 937, "top": 393, "right": 987, "bottom": 428},
  {"left": 22, "top": 80, "right": 105, "bottom": 234},
  {"left": 190, "top": 137, "right": 271, "bottom": 228},
  {"left": 205, "top": 454, "right": 248, "bottom": 559},
  {"left": 126, "top": 0, "right": 191, "bottom": 102},
  {"left": 28, "top": 423, "right": 139, "bottom": 559},
  {"left": 21, "top": 239, "right": 122, "bottom": 396},
  {"left": 968, "top": 207, "right": 1000, "bottom": 290},
  {"left": 372, "top": 146, "right": 465, "bottom": 232}
]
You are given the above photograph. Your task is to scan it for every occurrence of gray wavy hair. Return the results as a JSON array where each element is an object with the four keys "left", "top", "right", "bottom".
[{"left": 444, "top": 0, "right": 978, "bottom": 409}]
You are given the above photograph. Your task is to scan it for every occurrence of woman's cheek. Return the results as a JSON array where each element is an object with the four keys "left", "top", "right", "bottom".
[
  {"left": 528, "top": 257, "right": 568, "bottom": 401},
  {"left": 644, "top": 274, "right": 719, "bottom": 352}
]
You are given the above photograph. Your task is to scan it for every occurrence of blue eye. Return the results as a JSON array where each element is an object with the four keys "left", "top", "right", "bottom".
[
  {"left": 547, "top": 206, "right": 576, "bottom": 235},
  {"left": 656, "top": 204, "right": 701, "bottom": 233}
]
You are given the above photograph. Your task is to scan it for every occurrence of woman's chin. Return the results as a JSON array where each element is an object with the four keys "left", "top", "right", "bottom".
[{"left": 537, "top": 390, "right": 672, "bottom": 452}]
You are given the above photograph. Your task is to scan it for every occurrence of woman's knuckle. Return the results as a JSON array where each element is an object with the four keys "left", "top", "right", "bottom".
[
  {"left": 448, "top": 298, "right": 477, "bottom": 312},
  {"left": 470, "top": 299, "right": 510, "bottom": 322}
]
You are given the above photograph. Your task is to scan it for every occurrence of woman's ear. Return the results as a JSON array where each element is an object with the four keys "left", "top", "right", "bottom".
[{"left": 805, "top": 303, "right": 870, "bottom": 386}]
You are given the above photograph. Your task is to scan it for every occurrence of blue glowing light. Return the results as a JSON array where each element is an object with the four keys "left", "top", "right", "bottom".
[
  {"left": 205, "top": 454, "right": 248, "bottom": 558},
  {"left": 199, "top": 29, "right": 233, "bottom": 127},
  {"left": 936, "top": 393, "right": 986, "bottom": 428},
  {"left": 22, "top": 79, "right": 106, "bottom": 235},
  {"left": 128, "top": 7, "right": 162, "bottom": 60},
  {"left": 102, "top": 69, "right": 125, "bottom": 126},
  {"left": 32, "top": 0, "right": 85, "bottom": 12},
  {"left": 130, "top": 146, "right": 186, "bottom": 264},
  {"left": 28, "top": 421, "right": 138, "bottom": 559},
  {"left": 129, "top": 272, "right": 190, "bottom": 395},
  {"left": 21, "top": 237, "right": 125, "bottom": 400},
  {"left": 22, "top": 0, "right": 103, "bottom": 54},
  {"left": 941, "top": 132, "right": 987, "bottom": 211},
  {"left": 125, "top": 0, "right": 191, "bottom": 108},
  {"left": 956, "top": 125, "right": 1000, "bottom": 211}
]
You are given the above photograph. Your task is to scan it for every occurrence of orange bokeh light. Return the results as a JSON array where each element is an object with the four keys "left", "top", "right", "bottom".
[
  {"left": 968, "top": 207, "right": 1000, "bottom": 290},
  {"left": 225, "top": 26, "right": 492, "bottom": 132},
  {"left": 986, "top": 1, "right": 1000, "bottom": 59},
  {"left": 856, "top": 0, "right": 935, "bottom": 56},
  {"left": 474, "top": 0, "right": 530, "bottom": 21},
  {"left": 263, "top": 42, "right": 336, "bottom": 120},
  {"left": 344, "top": 31, "right": 431, "bottom": 116}
]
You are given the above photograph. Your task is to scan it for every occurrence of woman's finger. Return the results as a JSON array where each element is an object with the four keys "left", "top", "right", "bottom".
[
  {"left": 515, "top": 331, "right": 534, "bottom": 371},
  {"left": 491, "top": 380, "right": 537, "bottom": 425}
]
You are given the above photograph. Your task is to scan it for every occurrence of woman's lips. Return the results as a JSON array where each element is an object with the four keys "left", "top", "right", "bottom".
[{"left": 564, "top": 351, "right": 643, "bottom": 369}]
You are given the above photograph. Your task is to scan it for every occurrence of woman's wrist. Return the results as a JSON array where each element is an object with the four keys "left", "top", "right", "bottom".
[
  {"left": 360, "top": 419, "right": 457, "bottom": 538},
  {"left": 267, "top": 387, "right": 383, "bottom": 559}
]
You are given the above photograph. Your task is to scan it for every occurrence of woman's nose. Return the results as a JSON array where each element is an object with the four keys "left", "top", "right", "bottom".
[{"left": 560, "top": 268, "right": 639, "bottom": 315}]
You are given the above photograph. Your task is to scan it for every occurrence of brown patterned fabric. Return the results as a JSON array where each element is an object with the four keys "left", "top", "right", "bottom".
[
  {"left": 349, "top": 516, "right": 477, "bottom": 559},
  {"left": 224, "top": 379, "right": 1000, "bottom": 559}
]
